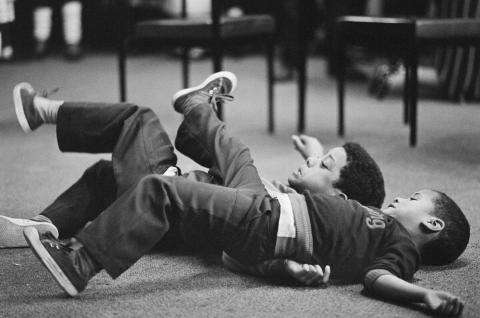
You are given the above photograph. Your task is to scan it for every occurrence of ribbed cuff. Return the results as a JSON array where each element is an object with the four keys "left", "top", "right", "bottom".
[{"left": 364, "top": 269, "right": 393, "bottom": 291}]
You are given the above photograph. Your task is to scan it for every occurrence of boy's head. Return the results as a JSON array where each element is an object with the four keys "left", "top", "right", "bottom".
[
  {"left": 383, "top": 189, "right": 470, "bottom": 265},
  {"left": 287, "top": 142, "right": 385, "bottom": 208}
]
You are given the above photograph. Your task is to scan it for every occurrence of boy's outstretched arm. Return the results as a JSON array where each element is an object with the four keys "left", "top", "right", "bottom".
[
  {"left": 292, "top": 135, "right": 324, "bottom": 159},
  {"left": 222, "top": 253, "right": 330, "bottom": 286},
  {"left": 365, "top": 270, "right": 464, "bottom": 316}
]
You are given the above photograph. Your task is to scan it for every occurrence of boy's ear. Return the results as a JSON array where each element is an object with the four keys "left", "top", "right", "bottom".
[{"left": 420, "top": 217, "right": 445, "bottom": 233}]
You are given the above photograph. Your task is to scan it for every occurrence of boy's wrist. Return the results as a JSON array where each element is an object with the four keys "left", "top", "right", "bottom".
[{"left": 421, "top": 289, "right": 435, "bottom": 304}]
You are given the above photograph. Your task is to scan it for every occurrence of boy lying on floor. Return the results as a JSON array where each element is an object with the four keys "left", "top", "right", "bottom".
[
  {"left": 10, "top": 72, "right": 470, "bottom": 317},
  {"left": 1, "top": 83, "right": 384, "bottom": 249}
]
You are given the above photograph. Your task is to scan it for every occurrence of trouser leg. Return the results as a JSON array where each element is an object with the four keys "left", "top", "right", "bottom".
[
  {"left": 57, "top": 102, "right": 177, "bottom": 194},
  {"left": 175, "top": 104, "right": 273, "bottom": 249},
  {"left": 77, "top": 175, "right": 276, "bottom": 278},
  {"left": 40, "top": 160, "right": 116, "bottom": 239},
  {"left": 175, "top": 104, "right": 265, "bottom": 190}
]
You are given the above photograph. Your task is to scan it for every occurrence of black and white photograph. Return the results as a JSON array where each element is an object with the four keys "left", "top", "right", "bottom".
[{"left": 1, "top": 0, "right": 479, "bottom": 317}]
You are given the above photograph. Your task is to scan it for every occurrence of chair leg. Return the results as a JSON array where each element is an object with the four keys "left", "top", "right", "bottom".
[
  {"left": 403, "top": 58, "right": 410, "bottom": 125},
  {"left": 181, "top": 47, "right": 190, "bottom": 88},
  {"left": 296, "top": 0, "right": 308, "bottom": 133},
  {"left": 297, "top": 54, "right": 307, "bottom": 133},
  {"left": 212, "top": 43, "right": 224, "bottom": 120},
  {"left": 337, "top": 40, "right": 346, "bottom": 137},
  {"left": 267, "top": 36, "right": 275, "bottom": 133},
  {"left": 118, "top": 39, "right": 127, "bottom": 102},
  {"left": 408, "top": 51, "right": 418, "bottom": 147},
  {"left": 296, "top": 29, "right": 307, "bottom": 133}
]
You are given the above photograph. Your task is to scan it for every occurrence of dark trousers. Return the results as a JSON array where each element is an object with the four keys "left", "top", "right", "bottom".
[
  {"left": 43, "top": 101, "right": 278, "bottom": 278},
  {"left": 40, "top": 102, "right": 177, "bottom": 239}
]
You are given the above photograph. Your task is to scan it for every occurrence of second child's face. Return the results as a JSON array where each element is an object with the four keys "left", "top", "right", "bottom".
[
  {"left": 382, "top": 189, "right": 437, "bottom": 229},
  {"left": 287, "top": 147, "right": 347, "bottom": 194}
]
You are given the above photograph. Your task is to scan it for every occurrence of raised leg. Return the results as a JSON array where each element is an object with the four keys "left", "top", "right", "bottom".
[
  {"left": 176, "top": 104, "right": 265, "bottom": 190},
  {"left": 57, "top": 102, "right": 177, "bottom": 193}
]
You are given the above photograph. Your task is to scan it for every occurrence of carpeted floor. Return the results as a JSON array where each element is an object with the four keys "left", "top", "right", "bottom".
[{"left": 0, "top": 53, "right": 479, "bottom": 317}]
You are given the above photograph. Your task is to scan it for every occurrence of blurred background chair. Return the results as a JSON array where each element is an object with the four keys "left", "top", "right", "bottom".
[
  {"left": 335, "top": 0, "right": 480, "bottom": 146},
  {"left": 117, "top": 0, "right": 275, "bottom": 130}
]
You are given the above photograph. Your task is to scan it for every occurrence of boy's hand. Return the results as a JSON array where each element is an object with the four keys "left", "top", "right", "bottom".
[
  {"left": 291, "top": 135, "right": 324, "bottom": 160},
  {"left": 271, "top": 180, "right": 297, "bottom": 193},
  {"left": 423, "top": 290, "right": 464, "bottom": 316},
  {"left": 284, "top": 260, "right": 331, "bottom": 286}
]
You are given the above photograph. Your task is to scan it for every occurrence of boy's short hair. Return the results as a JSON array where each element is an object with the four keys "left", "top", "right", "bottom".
[
  {"left": 334, "top": 142, "right": 385, "bottom": 208},
  {"left": 421, "top": 191, "right": 470, "bottom": 265}
]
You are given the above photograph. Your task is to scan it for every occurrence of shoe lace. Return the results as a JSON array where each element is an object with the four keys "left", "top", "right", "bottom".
[
  {"left": 202, "top": 86, "right": 234, "bottom": 113},
  {"left": 43, "top": 232, "right": 71, "bottom": 252}
]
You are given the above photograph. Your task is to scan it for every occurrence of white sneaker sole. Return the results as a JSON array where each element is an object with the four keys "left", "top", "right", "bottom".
[
  {"left": 13, "top": 82, "right": 35, "bottom": 133},
  {"left": 0, "top": 215, "right": 58, "bottom": 248},
  {"left": 23, "top": 227, "right": 79, "bottom": 297},
  {"left": 171, "top": 71, "right": 238, "bottom": 107}
]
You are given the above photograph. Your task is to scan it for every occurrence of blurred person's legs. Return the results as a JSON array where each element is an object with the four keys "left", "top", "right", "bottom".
[
  {"left": 62, "top": 1, "right": 82, "bottom": 59},
  {"left": 0, "top": 0, "right": 15, "bottom": 61},
  {"left": 33, "top": 0, "right": 82, "bottom": 59},
  {"left": 32, "top": 1, "right": 52, "bottom": 57}
]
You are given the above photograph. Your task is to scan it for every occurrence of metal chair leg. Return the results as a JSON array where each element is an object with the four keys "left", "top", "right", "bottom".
[
  {"left": 118, "top": 39, "right": 127, "bottom": 102},
  {"left": 296, "top": 0, "right": 308, "bottom": 133},
  {"left": 267, "top": 36, "right": 275, "bottom": 133},
  {"left": 403, "top": 58, "right": 410, "bottom": 125},
  {"left": 337, "top": 39, "right": 346, "bottom": 137},
  {"left": 408, "top": 51, "right": 418, "bottom": 147},
  {"left": 181, "top": 47, "right": 190, "bottom": 88}
]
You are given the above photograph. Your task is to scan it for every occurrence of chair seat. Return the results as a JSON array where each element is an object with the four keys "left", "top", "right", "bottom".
[
  {"left": 338, "top": 16, "right": 480, "bottom": 44},
  {"left": 337, "top": 16, "right": 415, "bottom": 48},
  {"left": 416, "top": 18, "right": 480, "bottom": 42},
  {"left": 135, "top": 15, "right": 275, "bottom": 41}
]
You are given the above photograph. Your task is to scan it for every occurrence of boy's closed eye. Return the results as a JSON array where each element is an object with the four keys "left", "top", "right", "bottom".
[
  {"left": 321, "top": 157, "right": 333, "bottom": 170},
  {"left": 410, "top": 193, "right": 421, "bottom": 200}
]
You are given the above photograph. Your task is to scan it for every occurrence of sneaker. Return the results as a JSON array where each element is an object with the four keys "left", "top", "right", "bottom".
[
  {"left": 13, "top": 82, "right": 42, "bottom": 133},
  {"left": 0, "top": 215, "right": 58, "bottom": 248},
  {"left": 172, "top": 71, "right": 237, "bottom": 115},
  {"left": 23, "top": 227, "right": 99, "bottom": 296}
]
